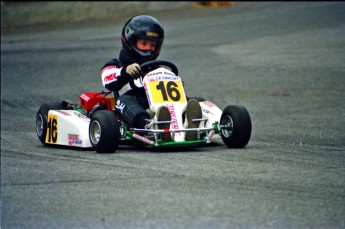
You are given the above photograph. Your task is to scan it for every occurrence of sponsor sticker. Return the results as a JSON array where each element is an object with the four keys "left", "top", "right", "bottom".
[
  {"left": 202, "top": 101, "right": 216, "bottom": 108},
  {"left": 146, "top": 31, "right": 159, "bottom": 37},
  {"left": 80, "top": 93, "right": 90, "bottom": 102},
  {"left": 132, "top": 134, "right": 154, "bottom": 145},
  {"left": 147, "top": 75, "right": 178, "bottom": 81},
  {"left": 55, "top": 110, "right": 71, "bottom": 116},
  {"left": 103, "top": 73, "right": 116, "bottom": 82},
  {"left": 68, "top": 134, "right": 82, "bottom": 145},
  {"left": 167, "top": 104, "right": 180, "bottom": 136}
]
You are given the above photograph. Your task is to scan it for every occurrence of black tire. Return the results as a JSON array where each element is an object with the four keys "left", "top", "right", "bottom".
[
  {"left": 89, "top": 110, "right": 120, "bottom": 153},
  {"left": 36, "top": 102, "right": 64, "bottom": 145},
  {"left": 220, "top": 105, "right": 252, "bottom": 148}
]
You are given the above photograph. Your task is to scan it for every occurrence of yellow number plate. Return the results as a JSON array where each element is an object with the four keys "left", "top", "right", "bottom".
[
  {"left": 46, "top": 114, "right": 58, "bottom": 143},
  {"left": 148, "top": 80, "right": 186, "bottom": 103}
]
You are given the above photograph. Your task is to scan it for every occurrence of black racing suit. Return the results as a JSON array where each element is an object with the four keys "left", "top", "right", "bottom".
[{"left": 100, "top": 50, "right": 150, "bottom": 129}]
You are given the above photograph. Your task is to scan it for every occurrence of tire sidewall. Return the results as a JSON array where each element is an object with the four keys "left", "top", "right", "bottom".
[
  {"left": 89, "top": 110, "right": 120, "bottom": 153},
  {"left": 220, "top": 105, "right": 252, "bottom": 148}
]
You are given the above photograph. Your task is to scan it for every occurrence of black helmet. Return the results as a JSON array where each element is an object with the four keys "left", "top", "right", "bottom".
[{"left": 121, "top": 15, "right": 164, "bottom": 63}]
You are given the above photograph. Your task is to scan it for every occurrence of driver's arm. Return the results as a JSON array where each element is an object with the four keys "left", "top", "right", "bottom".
[{"left": 101, "top": 59, "right": 129, "bottom": 92}]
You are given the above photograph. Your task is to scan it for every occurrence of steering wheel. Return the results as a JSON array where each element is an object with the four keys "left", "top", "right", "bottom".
[
  {"left": 140, "top": 60, "right": 179, "bottom": 76},
  {"left": 133, "top": 60, "right": 179, "bottom": 88}
]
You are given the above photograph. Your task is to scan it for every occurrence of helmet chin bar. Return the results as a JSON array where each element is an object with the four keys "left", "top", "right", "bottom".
[{"left": 135, "top": 48, "right": 153, "bottom": 57}]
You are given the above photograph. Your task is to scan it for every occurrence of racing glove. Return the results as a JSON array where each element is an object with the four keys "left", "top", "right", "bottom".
[{"left": 125, "top": 63, "right": 142, "bottom": 79}]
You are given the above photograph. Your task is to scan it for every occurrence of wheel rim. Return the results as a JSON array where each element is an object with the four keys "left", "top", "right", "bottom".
[
  {"left": 36, "top": 114, "right": 44, "bottom": 137},
  {"left": 221, "top": 115, "right": 234, "bottom": 138},
  {"left": 90, "top": 121, "right": 101, "bottom": 144}
]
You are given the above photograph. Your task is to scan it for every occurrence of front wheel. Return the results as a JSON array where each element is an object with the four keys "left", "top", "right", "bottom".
[
  {"left": 89, "top": 110, "right": 120, "bottom": 153},
  {"left": 220, "top": 105, "right": 252, "bottom": 148}
]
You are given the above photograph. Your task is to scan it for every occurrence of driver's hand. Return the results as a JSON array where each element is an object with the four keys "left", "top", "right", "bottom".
[{"left": 126, "top": 63, "right": 142, "bottom": 79}]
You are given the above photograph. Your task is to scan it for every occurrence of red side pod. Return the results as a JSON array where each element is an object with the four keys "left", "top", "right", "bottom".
[{"left": 80, "top": 92, "right": 115, "bottom": 111}]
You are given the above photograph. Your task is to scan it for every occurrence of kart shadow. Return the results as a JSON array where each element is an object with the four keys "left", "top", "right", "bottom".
[
  {"left": 118, "top": 141, "right": 224, "bottom": 154},
  {"left": 36, "top": 141, "right": 224, "bottom": 154},
  {"left": 37, "top": 144, "right": 95, "bottom": 152}
]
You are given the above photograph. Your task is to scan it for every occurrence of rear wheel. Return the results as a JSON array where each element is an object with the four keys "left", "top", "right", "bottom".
[
  {"left": 36, "top": 102, "right": 64, "bottom": 145},
  {"left": 89, "top": 110, "right": 120, "bottom": 153},
  {"left": 220, "top": 105, "right": 252, "bottom": 148}
]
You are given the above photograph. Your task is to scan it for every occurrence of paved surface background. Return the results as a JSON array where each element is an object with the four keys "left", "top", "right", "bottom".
[{"left": 1, "top": 2, "right": 345, "bottom": 229}]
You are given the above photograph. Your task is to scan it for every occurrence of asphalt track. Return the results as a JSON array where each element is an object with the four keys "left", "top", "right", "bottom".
[{"left": 1, "top": 2, "right": 345, "bottom": 229}]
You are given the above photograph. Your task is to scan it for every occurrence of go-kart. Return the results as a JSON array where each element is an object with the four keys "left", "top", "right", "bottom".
[{"left": 36, "top": 60, "right": 252, "bottom": 153}]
